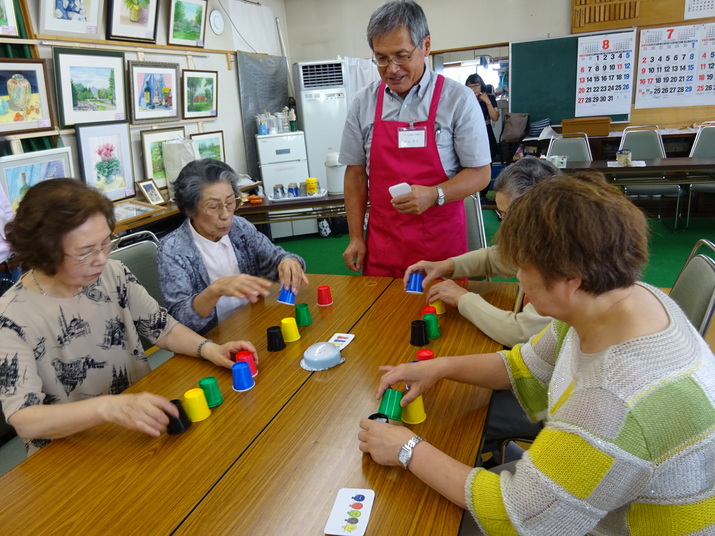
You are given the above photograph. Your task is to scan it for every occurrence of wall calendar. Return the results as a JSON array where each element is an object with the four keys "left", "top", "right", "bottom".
[
  {"left": 575, "top": 30, "right": 637, "bottom": 116},
  {"left": 636, "top": 22, "right": 715, "bottom": 108}
]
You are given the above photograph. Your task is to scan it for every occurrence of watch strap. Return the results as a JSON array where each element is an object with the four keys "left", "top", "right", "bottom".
[
  {"left": 399, "top": 435, "right": 425, "bottom": 469},
  {"left": 435, "top": 185, "right": 445, "bottom": 206}
]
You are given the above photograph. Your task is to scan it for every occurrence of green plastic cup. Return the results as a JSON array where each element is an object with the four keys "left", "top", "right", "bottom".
[
  {"left": 424, "top": 313, "right": 440, "bottom": 339},
  {"left": 198, "top": 376, "right": 224, "bottom": 408},
  {"left": 378, "top": 388, "right": 403, "bottom": 421},
  {"left": 295, "top": 303, "right": 313, "bottom": 326}
]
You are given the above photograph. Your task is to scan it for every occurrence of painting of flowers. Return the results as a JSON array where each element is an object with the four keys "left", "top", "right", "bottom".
[
  {"left": 75, "top": 121, "right": 135, "bottom": 201},
  {"left": 38, "top": 1, "right": 104, "bottom": 39},
  {"left": 168, "top": 0, "right": 207, "bottom": 48},
  {"left": 128, "top": 61, "right": 180, "bottom": 124},
  {"left": 107, "top": 0, "right": 159, "bottom": 43},
  {"left": 54, "top": 49, "right": 127, "bottom": 128},
  {"left": 0, "top": 60, "right": 55, "bottom": 136}
]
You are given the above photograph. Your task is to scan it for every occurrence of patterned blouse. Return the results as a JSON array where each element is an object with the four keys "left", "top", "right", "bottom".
[{"left": 0, "top": 260, "right": 178, "bottom": 454}]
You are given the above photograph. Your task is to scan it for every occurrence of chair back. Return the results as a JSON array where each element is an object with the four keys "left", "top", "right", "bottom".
[
  {"left": 464, "top": 193, "right": 487, "bottom": 253},
  {"left": 110, "top": 231, "right": 165, "bottom": 308},
  {"left": 669, "top": 238, "right": 715, "bottom": 336},
  {"left": 689, "top": 121, "right": 715, "bottom": 158},
  {"left": 619, "top": 125, "right": 666, "bottom": 160},
  {"left": 546, "top": 133, "right": 592, "bottom": 161}
]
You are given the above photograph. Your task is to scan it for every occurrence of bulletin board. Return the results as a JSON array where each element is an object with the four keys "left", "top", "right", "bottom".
[
  {"left": 510, "top": 33, "right": 631, "bottom": 125},
  {"left": 571, "top": 0, "right": 715, "bottom": 34}
]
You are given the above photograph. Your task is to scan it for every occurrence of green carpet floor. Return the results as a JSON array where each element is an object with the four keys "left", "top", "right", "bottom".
[{"left": 276, "top": 212, "right": 715, "bottom": 288}]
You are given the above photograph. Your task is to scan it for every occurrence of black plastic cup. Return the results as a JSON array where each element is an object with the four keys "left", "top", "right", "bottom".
[
  {"left": 368, "top": 412, "right": 390, "bottom": 423},
  {"left": 410, "top": 319, "right": 429, "bottom": 347},
  {"left": 167, "top": 399, "right": 192, "bottom": 435},
  {"left": 267, "top": 326, "right": 286, "bottom": 351}
]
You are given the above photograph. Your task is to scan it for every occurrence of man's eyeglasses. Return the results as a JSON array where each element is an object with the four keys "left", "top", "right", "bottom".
[
  {"left": 372, "top": 44, "right": 420, "bottom": 67},
  {"left": 66, "top": 237, "right": 117, "bottom": 264},
  {"left": 203, "top": 197, "right": 239, "bottom": 217}
]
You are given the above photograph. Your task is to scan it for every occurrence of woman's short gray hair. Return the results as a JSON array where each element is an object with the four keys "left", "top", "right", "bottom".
[
  {"left": 493, "top": 156, "right": 560, "bottom": 201},
  {"left": 367, "top": 0, "right": 430, "bottom": 50},
  {"left": 172, "top": 159, "right": 240, "bottom": 216}
]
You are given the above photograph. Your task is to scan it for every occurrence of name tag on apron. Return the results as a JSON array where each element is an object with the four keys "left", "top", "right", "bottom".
[{"left": 397, "top": 126, "right": 427, "bottom": 148}]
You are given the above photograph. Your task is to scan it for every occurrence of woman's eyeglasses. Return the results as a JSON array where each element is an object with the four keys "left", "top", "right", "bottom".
[
  {"left": 203, "top": 197, "right": 238, "bottom": 216},
  {"left": 66, "top": 238, "right": 117, "bottom": 264}
]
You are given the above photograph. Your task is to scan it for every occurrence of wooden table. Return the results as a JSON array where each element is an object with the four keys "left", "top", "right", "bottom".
[{"left": 0, "top": 276, "right": 517, "bottom": 536}]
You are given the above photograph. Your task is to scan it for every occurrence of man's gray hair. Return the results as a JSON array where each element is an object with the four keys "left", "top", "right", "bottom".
[
  {"left": 367, "top": 1, "right": 430, "bottom": 50},
  {"left": 493, "top": 156, "right": 561, "bottom": 201}
]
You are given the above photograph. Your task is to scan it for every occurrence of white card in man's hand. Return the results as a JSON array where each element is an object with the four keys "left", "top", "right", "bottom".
[{"left": 389, "top": 182, "right": 411, "bottom": 198}]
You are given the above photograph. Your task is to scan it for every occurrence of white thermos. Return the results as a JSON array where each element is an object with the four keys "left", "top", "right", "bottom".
[{"left": 324, "top": 152, "right": 346, "bottom": 195}]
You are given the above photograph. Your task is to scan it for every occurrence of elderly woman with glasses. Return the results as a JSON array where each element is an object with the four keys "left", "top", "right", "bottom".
[
  {"left": 0, "top": 179, "right": 256, "bottom": 456},
  {"left": 157, "top": 159, "right": 307, "bottom": 335}
]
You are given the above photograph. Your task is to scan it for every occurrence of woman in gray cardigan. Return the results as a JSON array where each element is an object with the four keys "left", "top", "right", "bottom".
[{"left": 158, "top": 159, "right": 307, "bottom": 334}]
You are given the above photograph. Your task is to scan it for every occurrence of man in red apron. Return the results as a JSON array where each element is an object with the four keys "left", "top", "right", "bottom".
[{"left": 340, "top": 0, "right": 491, "bottom": 279}]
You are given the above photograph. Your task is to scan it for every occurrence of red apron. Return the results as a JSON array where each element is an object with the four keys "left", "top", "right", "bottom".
[{"left": 363, "top": 75, "right": 467, "bottom": 278}]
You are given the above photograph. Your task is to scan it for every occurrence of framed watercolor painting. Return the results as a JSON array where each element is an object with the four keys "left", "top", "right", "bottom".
[
  {"left": 75, "top": 120, "right": 135, "bottom": 201},
  {"left": 137, "top": 179, "right": 165, "bottom": 205},
  {"left": 182, "top": 69, "right": 217, "bottom": 119},
  {"left": 107, "top": 0, "right": 160, "bottom": 43},
  {"left": 140, "top": 126, "right": 186, "bottom": 189},
  {"left": 0, "top": 59, "right": 55, "bottom": 136},
  {"left": 128, "top": 61, "right": 181, "bottom": 125},
  {"left": 0, "top": 0, "right": 19, "bottom": 37},
  {"left": 38, "top": 1, "right": 104, "bottom": 39},
  {"left": 0, "top": 148, "right": 74, "bottom": 212},
  {"left": 53, "top": 48, "right": 127, "bottom": 128},
  {"left": 114, "top": 199, "right": 162, "bottom": 225},
  {"left": 190, "top": 130, "right": 224, "bottom": 161},
  {"left": 168, "top": 0, "right": 207, "bottom": 48}
]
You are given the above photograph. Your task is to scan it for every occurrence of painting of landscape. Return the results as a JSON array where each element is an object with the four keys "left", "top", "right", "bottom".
[{"left": 69, "top": 65, "right": 116, "bottom": 113}]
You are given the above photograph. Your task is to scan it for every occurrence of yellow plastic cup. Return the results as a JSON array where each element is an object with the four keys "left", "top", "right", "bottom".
[
  {"left": 430, "top": 299, "right": 446, "bottom": 315},
  {"left": 183, "top": 388, "right": 211, "bottom": 422},
  {"left": 401, "top": 394, "right": 427, "bottom": 424},
  {"left": 280, "top": 317, "right": 301, "bottom": 343}
]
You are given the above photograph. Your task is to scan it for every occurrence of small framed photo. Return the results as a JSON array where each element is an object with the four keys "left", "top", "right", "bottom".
[
  {"left": 137, "top": 179, "right": 165, "bottom": 205},
  {"left": 0, "top": 0, "right": 19, "bottom": 37},
  {"left": 190, "top": 130, "right": 224, "bottom": 161},
  {"left": 75, "top": 120, "right": 135, "bottom": 202},
  {"left": 114, "top": 199, "right": 163, "bottom": 225},
  {"left": 53, "top": 48, "right": 127, "bottom": 129},
  {"left": 0, "top": 59, "right": 55, "bottom": 136},
  {"left": 0, "top": 147, "right": 74, "bottom": 212},
  {"left": 140, "top": 126, "right": 186, "bottom": 189},
  {"left": 168, "top": 0, "right": 207, "bottom": 48},
  {"left": 128, "top": 61, "right": 181, "bottom": 125},
  {"left": 38, "top": 1, "right": 104, "bottom": 39},
  {"left": 107, "top": 0, "right": 160, "bottom": 43},
  {"left": 182, "top": 69, "right": 217, "bottom": 120}
]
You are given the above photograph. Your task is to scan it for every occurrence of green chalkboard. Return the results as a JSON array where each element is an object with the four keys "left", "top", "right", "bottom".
[{"left": 510, "top": 34, "right": 630, "bottom": 126}]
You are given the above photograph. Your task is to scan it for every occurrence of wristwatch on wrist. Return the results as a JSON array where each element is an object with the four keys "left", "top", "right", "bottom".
[
  {"left": 435, "top": 185, "right": 446, "bottom": 206},
  {"left": 398, "top": 435, "right": 425, "bottom": 469}
]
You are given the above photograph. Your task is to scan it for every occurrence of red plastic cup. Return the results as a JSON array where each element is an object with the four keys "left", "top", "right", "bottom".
[
  {"left": 317, "top": 285, "right": 333, "bottom": 306},
  {"left": 421, "top": 306, "right": 437, "bottom": 316},
  {"left": 416, "top": 349, "right": 435, "bottom": 361},
  {"left": 234, "top": 350, "right": 258, "bottom": 377}
]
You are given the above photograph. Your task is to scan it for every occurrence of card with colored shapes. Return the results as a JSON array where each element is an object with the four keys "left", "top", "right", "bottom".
[
  {"left": 329, "top": 333, "right": 355, "bottom": 350},
  {"left": 324, "top": 488, "right": 375, "bottom": 536}
]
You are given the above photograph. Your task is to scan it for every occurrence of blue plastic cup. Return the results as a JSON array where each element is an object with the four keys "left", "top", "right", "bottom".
[
  {"left": 406, "top": 272, "right": 424, "bottom": 294},
  {"left": 277, "top": 286, "right": 296, "bottom": 305},
  {"left": 232, "top": 361, "right": 255, "bottom": 392}
]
